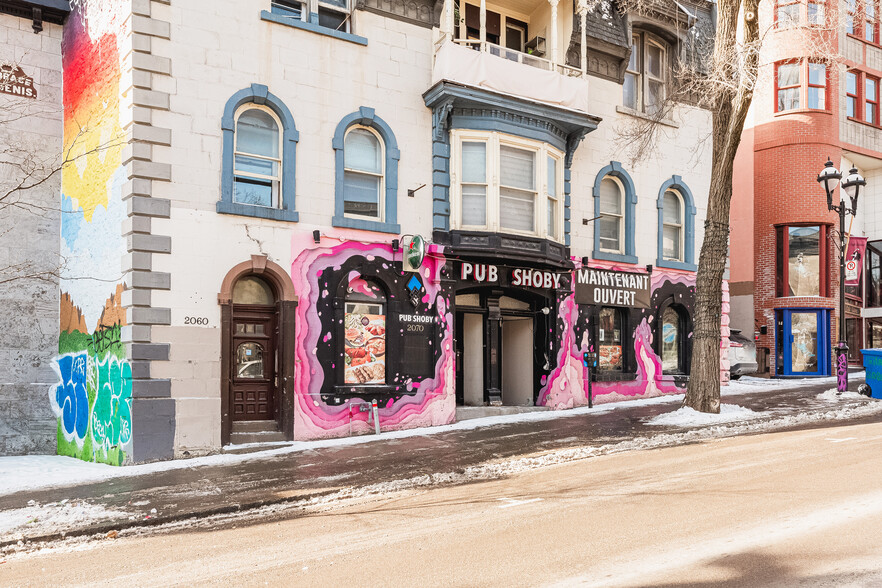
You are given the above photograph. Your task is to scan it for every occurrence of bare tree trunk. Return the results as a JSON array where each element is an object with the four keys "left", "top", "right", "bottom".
[{"left": 684, "top": 0, "right": 760, "bottom": 413}]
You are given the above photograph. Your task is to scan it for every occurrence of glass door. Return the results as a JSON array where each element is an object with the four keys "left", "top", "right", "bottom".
[{"left": 778, "top": 309, "right": 830, "bottom": 376}]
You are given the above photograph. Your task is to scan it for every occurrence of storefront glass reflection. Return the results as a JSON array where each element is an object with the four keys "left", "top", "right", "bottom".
[
  {"left": 344, "top": 280, "right": 387, "bottom": 385},
  {"left": 790, "top": 311, "right": 818, "bottom": 373},
  {"left": 661, "top": 307, "right": 680, "bottom": 373},
  {"left": 788, "top": 226, "right": 820, "bottom": 296}
]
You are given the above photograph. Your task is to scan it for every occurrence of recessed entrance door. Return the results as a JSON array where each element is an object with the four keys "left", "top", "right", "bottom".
[
  {"left": 501, "top": 316, "right": 533, "bottom": 406},
  {"left": 230, "top": 276, "right": 277, "bottom": 421}
]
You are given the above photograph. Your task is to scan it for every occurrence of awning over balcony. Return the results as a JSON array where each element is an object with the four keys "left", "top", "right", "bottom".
[{"left": 433, "top": 41, "right": 591, "bottom": 113}]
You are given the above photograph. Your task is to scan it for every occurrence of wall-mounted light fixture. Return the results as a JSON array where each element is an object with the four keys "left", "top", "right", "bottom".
[
  {"left": 645, "top": 264, "right": 653, "bottom": 274},
  {"left": 581, "top": 256, "right": 589, "bottom": 266},
  {"left": 312, "top": 230, "right": 321, "bottom": 244},
  {"left": 392, "top": 239, "right": 400, "bottom": 252}
]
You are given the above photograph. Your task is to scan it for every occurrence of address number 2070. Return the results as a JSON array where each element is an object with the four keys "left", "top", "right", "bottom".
[{"left": 185, "top": 316, "right": 209, "bottom": 326}]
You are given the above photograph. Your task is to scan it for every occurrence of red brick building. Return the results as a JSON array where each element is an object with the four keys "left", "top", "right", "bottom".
[{"left": 731, "top": 3, "right": 882, "bottom": 376}]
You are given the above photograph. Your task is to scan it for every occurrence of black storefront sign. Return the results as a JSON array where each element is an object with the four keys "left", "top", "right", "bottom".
[
  {"left": 458, "top": 262, "right": 567, "bottom": 290},
  {"left": 575, "top": 268, "right": 651, "bottom": 308},
  {"left": 399, "top": 313, "right": 435, "bottom": 377}
]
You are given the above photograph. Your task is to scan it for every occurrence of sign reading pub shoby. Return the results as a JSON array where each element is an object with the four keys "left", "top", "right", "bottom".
[
  {"left": 574, "top": 267, "right": 651, "bottom": 308},
  {"left": 459, "top": 262, "right": 565, "bottom": 290},
  {"left": 0, "top": 62, "right": 36, "bottom": 100}
]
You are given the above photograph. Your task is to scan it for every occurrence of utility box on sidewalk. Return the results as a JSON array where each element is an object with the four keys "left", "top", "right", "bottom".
[{"left": 860, "top": 349, "right": 882, "bottom": 398}]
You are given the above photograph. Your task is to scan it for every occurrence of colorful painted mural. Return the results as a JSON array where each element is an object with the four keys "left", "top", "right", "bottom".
[
  {"left": 290, "top": 233, "right": 455, "bottom": 440},
  {"left": 51, "top": 0, "right": 131, "bottom": 465},
  {"left": 538, "top": 266, "right": 697, "bottom": 409}
]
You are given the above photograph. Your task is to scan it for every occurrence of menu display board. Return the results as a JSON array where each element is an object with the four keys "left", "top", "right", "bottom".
[{"left": 344, "top": 305, "right": 386, "bottom": 384}]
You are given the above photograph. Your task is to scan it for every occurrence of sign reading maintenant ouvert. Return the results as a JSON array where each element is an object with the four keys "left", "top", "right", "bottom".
[{"left": 574, "top": 267, "right": 651, "bottom": 308}]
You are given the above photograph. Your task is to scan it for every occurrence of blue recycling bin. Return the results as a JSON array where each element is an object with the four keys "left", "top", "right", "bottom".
[{"left": 860, "top": 349, "right": 882, "bottom": 399}]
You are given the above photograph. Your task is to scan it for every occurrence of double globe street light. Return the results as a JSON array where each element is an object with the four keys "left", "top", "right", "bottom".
[{"left": 817, "top": 158, "right": 866, "bottom": 392}]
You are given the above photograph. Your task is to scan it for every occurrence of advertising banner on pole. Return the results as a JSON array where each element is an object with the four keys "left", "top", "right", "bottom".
[{"left": 845, "top": 236, "right": 868, "bottom": 286}]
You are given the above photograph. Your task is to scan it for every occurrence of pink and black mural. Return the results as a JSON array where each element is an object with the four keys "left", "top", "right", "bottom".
[{"left": 288, "top": 235, "right": 713, "bottom": 441}]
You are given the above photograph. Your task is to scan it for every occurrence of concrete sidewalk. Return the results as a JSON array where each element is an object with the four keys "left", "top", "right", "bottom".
[{"left": 2, "top": 377, "right": 880, "bottom": 547}]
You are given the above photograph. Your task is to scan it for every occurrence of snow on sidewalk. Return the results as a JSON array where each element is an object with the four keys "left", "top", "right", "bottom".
[
  {"left": 0, "top": 373, "right": 871, "bottom": 498},
  {"left": 0, "top": 500, "right": 130, "bottom": 542},
  {"left": 645, "top": 404, "right": 761, "bottom": 427}
]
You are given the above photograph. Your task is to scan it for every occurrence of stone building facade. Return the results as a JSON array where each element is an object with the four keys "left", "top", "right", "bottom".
[
  {"left": 5, "top": 0, "right": 724, "bottom": 462},
  {"left": 0, "top": 1, "right": 68, "bottom": 455}
]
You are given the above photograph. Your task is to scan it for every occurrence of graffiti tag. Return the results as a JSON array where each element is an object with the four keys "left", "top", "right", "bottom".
[
  {"left": 50, "top": 351, "right": 133, "bottom": 452},
  {"left": 51, "top": 353, "right": 90, "bottom": 443},
  {"left": 88, "top": 323, "right": 121, "bottom": 355}
]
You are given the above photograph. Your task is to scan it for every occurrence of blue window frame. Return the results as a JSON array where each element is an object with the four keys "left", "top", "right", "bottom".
[
  {"left": 218, "top": 84, "right": 299, "bottom": 222},
  {"left": 656, "top": 175, "right": 697, "bottom": 271},
  {"left": 592, "top": 161, "right": 637, "bottom": 264},
  {"left": 775, "top": 308, "right": 831, "bottom": 376},
  {"left": 332, "top": 107, "right": 401, "bottom": 234}
]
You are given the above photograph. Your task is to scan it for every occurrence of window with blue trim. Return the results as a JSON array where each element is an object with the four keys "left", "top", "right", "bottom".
[
  {"left": 233, "top": 107, "right": 283, "bottom": 208},
  {"left": 343, "top": 126, "right": 385, "bottom": 220},
  {"left": 662, "top": 189, "right": 684, "bottom": 262},
  {"left": 217, "top": 84, "right": 299, "bottom": 222},
  {"left": 592, "top": 162, "right": 637, "bottom": 264},
  {"left": 270, "top": 0, "right": 353, "bottom": 33},
  {"left": 332, "top": 107, "right": 400, "bottom": 233},
  {"left": 655, "top": 176, "right": 697, "bottom": 271}
]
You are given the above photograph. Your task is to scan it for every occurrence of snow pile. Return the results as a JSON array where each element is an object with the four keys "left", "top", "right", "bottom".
[
  {"left": 0, "top": 500, "right": 129, "bottom": 542},
  {"left": 816, "top": 388, "right": 867, "bottom": 401},
  {"left": 645, "top": 404, "right": 760, "bottom": 427}
]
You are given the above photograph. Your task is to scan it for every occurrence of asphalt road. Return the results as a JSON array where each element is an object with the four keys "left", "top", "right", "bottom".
[{"left": 5, "top": 421, "right": 882, "bottom": 587}]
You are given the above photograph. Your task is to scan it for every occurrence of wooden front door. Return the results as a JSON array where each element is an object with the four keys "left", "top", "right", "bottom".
[{"left": 231, "top": 305, "right": 276, "bottom": 420}]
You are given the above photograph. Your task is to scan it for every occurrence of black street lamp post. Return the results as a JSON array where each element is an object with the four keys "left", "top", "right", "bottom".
[{"left": 817, "top": 158, "right": 866, "bottom": 392}]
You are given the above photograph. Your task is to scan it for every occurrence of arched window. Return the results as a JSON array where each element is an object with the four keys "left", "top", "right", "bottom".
[
  {"left": 656, "top": 176, "right": 697, "bottom": 271},
  {"left": 218, "top": 84, "right": 299, "bottom": 222},
  {"left": 233, "top": 275, "right": 275, "bottom": 306},
  {"left": 332, "top": 106, "right": 401, "bottom": 234},
  {"left": 592, "top": 162, "right": 637, "bottom": 264},
  {"left": 343, "top": 278, "right": 387, "bottom": 385},
  {"left": 598, "top": 176, "right": 624, "bottom": 254},
  {"left": 661, "top": 306, "right": 681, "bottom": 373},
  {"left": 233, "top": 107, "right": 282, "bottom": 208},
  {"left": 662, "top": 189, "right": 684, "bottom": 262},
  {"left": 343, "top": 126, "right": 384, "bottom": 220}
]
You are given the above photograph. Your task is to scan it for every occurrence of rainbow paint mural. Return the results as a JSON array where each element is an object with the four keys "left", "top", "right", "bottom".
[{"left": 52, "top": 0, "right": 131, "bottom": 465}]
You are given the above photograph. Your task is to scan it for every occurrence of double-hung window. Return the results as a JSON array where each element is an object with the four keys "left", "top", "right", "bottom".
[
  {"left": 233, "top": 107, "right": 283, "bottom": 208},
  {"left": 847, "top": 71, "right": 859, "bottom": 118},
  {"left": 343, "top": 126, "right": 384, "bottom": 220},
  {"left": 623, "top": 32, "right": 667, "bottom": 115},
  {"left": 271, "top": 0, "right": 351, "bottom": 32},
  {"left": 598, "top": 177, "right": 624, "bottom": 254},
  {"left": 846, "top": 69, "right": 880, "bottom": 125},
  {"left": 776, "top": 60, "right": 826, "bottom": 112},
  {"left": 662, "top": 190, "right": 684, "bottom": 262},
  {"left": 453, "top": 131, "right": 563, "bottom": 242},
  {"left": 318, "top": 0, "right": 351, "bottom": 31},
  {"left": 776, "top": 0, "right": 801, "bottom": 27},
  {"left": 866, "top": 0, "right": 879, "bottom": 42}
]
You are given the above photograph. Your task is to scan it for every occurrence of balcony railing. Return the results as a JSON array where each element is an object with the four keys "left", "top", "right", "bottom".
[{"left": 452, "top": 38, "right": 583, "bottom": 78}]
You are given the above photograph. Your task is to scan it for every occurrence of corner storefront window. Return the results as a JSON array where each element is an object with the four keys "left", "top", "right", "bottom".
[{"left": 776, "top": 225, "right": 828, "bottom": 297}]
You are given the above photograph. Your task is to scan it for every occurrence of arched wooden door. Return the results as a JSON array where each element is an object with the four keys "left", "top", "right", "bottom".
[{"left": 230, "top": 276, "right": 277, "bottom": 421}]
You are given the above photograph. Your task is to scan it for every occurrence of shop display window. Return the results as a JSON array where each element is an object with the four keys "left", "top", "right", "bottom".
[
  {"left": 343, "top": 280, "right": 387, "bottom": 385},
  {"left": 598, "top": 307, "right": 624, "bottom": 371},
  {"left": 867, "top": 243, "right": 882, "bottom": 307},
  {"left": 660, "top": 305, "right": 688, "bottom": 374}
]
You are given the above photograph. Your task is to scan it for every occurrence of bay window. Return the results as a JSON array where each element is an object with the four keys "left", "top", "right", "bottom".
[
  {"left": 776, "top": 60, "right": 826, "bottom": 112},
  {"left": 452, "top": 131, "right": 563, "bottom": 241}
]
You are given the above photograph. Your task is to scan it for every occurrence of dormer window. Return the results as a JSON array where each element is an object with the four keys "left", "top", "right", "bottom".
[{"left": 624, "top": 31, "right": 668, "bottom": 115}]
